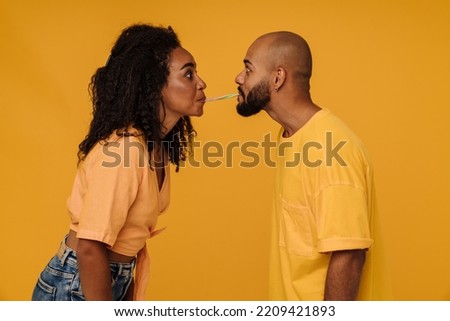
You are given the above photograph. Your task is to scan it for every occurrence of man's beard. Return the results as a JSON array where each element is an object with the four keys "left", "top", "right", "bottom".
[{"left": 236, "top": 79, "right": 271, "bottom": 117}]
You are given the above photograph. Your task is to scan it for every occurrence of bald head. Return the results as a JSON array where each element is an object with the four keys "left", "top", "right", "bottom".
[{"left": 251, "top": 31, "right": 312, "bottom": 85}]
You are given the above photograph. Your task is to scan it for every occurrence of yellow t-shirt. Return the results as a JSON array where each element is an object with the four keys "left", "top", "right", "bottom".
[{"left": 269, "top": 108, "right": 391, "bottom": 300}]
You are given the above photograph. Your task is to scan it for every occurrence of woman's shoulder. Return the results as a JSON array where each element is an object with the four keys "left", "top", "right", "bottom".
[
  {"left": 105, "top": 127, "right": 145, "bottom": 142},
  {"left": 82, "top": 128, "right": 148, "bottom": 169}
]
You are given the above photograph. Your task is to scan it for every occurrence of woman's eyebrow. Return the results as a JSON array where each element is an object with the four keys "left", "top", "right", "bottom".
[{"left": 179, "top": 62, "right": 196, "bottom": 70}]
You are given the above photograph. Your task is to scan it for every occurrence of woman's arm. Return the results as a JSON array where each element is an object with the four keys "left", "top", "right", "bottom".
[
  {"left": 77, "top": 238, "right": 113, "bottom": 300},
  {"left": 324, "top": 249, "right": 366, "bottom": 300}
]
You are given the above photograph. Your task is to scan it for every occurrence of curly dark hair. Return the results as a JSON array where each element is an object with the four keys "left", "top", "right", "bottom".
[{"left": 77, "top": 24, "right": 195, "bottom": 171}]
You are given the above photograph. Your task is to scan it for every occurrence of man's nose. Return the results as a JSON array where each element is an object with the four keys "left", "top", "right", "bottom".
[{"left": 235, "top": 70, "right": 244, "bottom": 85}]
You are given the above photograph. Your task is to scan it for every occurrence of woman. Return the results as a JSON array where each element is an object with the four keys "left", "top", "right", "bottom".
[{"left": 31, "top": 24, "right": 206, "bottom": 301}]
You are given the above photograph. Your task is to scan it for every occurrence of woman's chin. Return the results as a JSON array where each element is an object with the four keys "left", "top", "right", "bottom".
[{"left": 190, "top": 107, "right": 204, "bottom": 117}]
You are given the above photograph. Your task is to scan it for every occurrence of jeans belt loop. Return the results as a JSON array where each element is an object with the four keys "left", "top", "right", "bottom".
[{"left": 57, "top": 239, "right": 70, "bottom": 266}]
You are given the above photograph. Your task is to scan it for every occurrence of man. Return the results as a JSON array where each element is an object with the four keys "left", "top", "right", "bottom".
[{"left": 235, "top": 31, "right": 383, "bottom": 300}]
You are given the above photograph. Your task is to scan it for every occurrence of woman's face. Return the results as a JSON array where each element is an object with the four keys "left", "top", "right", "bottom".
[{"left": 161, "top": 47, "right": 207, "bottom": 118}]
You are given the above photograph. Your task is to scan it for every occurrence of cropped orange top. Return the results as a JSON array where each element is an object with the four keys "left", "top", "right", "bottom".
[{"left": 66, "top": 130, "right": 170, "bottom": 300}]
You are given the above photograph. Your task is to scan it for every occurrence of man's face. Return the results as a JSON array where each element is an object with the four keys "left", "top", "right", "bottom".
[
  {"left": 236, "top": 78, "right": 270, "bottom": 116},
  {"left": 235, "top": 41, "right": 271, "bottom": 117}
]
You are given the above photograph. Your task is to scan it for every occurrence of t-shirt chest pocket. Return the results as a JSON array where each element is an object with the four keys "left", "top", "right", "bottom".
[{"left": 279, "top": 196, "right": 315, "bottom": 257}]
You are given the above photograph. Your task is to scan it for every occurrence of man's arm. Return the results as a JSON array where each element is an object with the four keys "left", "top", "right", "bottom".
[
  {"left": 77, "top": 238, "right": 113, "bottom": 300},
  {"left": 324, "top": 249, "right": 366, "bottom": 300}
]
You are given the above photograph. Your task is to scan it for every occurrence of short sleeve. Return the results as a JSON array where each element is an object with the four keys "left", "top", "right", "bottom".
[
  {"left": 77, "top": 138, "right": 144, "bottom": 246},
  {"left": 315, "top": 184, "right": 373, "bottom": 253}
]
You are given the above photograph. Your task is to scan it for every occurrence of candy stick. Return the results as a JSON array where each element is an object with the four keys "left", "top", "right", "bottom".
[{"left": 205, "top": 93, "right": 239, "bottom": 102}]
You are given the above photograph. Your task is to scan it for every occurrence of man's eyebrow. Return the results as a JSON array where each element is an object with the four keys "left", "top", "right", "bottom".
[
  {"left": 243, "top": 59, "right": 253, "bottom": 66},
  {"left": 180, "top": 62, "right": 195, "bottom": 70}
]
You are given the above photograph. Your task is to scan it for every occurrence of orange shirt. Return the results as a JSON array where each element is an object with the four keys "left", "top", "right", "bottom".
[{"left": 67, "top": 131, "right": 170, "bottom": 299}]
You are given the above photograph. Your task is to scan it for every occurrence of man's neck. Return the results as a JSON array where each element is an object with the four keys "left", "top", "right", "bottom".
[{"left": 265, "top": 100, "right": 321, "bottom": 137}]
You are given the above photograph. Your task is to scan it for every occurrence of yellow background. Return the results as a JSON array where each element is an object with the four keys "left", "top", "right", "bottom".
[{"left": 1, "top": 0, "right": 449, "bottom": 300}]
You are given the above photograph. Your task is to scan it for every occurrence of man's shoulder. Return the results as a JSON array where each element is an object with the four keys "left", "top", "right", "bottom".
[{"left": 311, "top": 109, "right": 366, "bottom": 145}]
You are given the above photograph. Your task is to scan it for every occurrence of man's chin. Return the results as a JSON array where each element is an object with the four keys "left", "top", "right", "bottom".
[{"left": 236, "top": 104, "right": 263, "bottom": 117}]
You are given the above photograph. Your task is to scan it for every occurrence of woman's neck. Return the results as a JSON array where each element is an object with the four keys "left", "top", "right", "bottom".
[{"left": 161, "top": 114, "right": 181, "bottom": 136}]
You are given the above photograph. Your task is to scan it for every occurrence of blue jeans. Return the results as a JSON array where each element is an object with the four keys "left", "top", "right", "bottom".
[{"left": 31, "top": 238, "right": 135, "bottom": 301}]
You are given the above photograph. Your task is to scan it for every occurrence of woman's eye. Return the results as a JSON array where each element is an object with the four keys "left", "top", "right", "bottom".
[{"left": 185, "top": 71, "right": 193, "bottom": 79}]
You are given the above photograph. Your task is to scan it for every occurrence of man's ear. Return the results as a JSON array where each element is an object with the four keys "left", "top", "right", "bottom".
[{"left": 273, "top": 67, "right": 286, "bottom": 92}]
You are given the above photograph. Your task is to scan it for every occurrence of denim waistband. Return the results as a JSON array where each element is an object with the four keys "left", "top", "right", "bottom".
[{"left": 56, "top": 237, "right": 136, "bottom": 277}]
